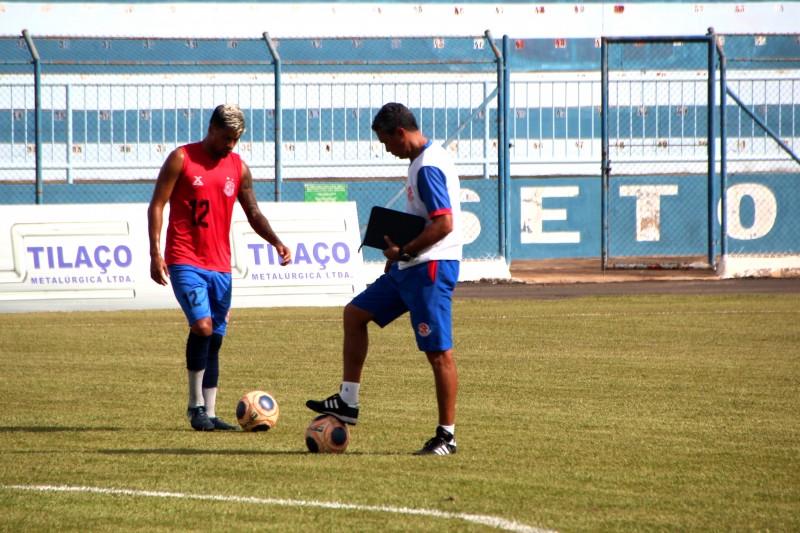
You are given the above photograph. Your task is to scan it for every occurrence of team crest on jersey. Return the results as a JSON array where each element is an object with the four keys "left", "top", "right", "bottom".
[
  {"left": 224, "top": 177, "right": 236, "bottom": 197},
  {"left": 192, "top": 176, "right": 204, "bottom": 187},
  {"left": 417, "top": 323, "right": 431, "bottom": 337}
]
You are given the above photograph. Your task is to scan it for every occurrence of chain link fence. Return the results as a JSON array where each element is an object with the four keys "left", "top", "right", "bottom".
[
  {"left": 0, "top": 34, "right": 504, "bottom": 262},
  {"left": 718, "top": 35, "right": 800, "bottom": 263},
  {"left": 3, "top": 32, "right": 798, "bottom": 267}
]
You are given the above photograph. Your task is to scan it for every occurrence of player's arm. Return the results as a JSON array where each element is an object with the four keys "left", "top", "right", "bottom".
[
  {"left": 383, "top": 213, "right": 452, "bottom": 262},
  {"left": 237, "top": 161, "right": 292, "bottom": 266},
  {"left": 147, "top": 148, "right": 183, "bottom": 285}
]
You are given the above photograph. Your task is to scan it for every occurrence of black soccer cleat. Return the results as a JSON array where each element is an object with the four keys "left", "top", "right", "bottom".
[
  {"left": 187, "top": 405, "right": 215, "bottom": 431},
  {"left": 210, "top": 416, "right": 240, "bottom": 431},
  {"left": 305, "top": 393, "right": 359, "bottom": 425},
  {"left": 413, "top": 427, "right": 457, "bottom": 456}
]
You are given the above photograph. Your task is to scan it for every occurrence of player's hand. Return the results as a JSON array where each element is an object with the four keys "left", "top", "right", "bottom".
[
  {"left": 275, "top": 243, "right": 292, "bottom": 266},
  {"left": 150, "top": 255, "right": 170, "bottom": 286}
]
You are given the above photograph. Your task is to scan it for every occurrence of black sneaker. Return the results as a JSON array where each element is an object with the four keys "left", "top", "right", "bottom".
[
  {"left": 210, "top": 417, "right": 240, "bottom": 431},
  {"left": 305, "top": 393, "right": 359, "bottom": 425},
  {"left": 187, "top": 406, "right": 215, "bottom": 431},
  {"left": 413, "top": 427, "right": 457, "bottom": 455}
]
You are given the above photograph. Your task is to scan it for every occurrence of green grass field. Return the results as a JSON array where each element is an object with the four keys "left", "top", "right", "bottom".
[{"left": 1, "top": 292, "right": 798, "bottom": 532}]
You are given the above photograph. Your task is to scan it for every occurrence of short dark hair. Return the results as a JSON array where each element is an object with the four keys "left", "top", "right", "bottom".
[{"left": 371, "top": 103, "right": 419, "bottom": 134}]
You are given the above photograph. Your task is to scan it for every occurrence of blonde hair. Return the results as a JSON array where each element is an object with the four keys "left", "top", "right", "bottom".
[{"left": 209, "top": 104, "right": 246, "bottom": 133}]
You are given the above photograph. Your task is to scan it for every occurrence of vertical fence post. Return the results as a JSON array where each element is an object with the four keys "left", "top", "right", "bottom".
[
  {"left": 263, "top": 32, "right": 282, "bottom": 202},
  {"left": 22, "top": 29, "right": 42, "bottom": 204},
  {"left": 706, "top": 29, "right": 717, "bottom": 269},
  {"left": 485, "top": 30, "right": 505, "bottom": 260},
  {"left": 717, "top": 36, "right": 728, "bottom": 261},
  {"left": 600, "top": 37, "right": 609, "bottom": 271},
  {"left": 502, "top": 35, "right": 511, "bottom": 263},
  {"left": 66, "top": 84, "right": 73, "bottom": 184}
]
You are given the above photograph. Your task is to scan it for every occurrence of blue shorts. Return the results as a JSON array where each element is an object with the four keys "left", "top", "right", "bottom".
[
  {"left": 351, "top": 260, "right": 459, "bottom": 352},
  {"left": 168, "top": 264, "right": 232, "bottom": 336}
]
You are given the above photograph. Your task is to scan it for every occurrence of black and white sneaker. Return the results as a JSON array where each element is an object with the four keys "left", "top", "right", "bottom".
[
  {"left": 210, "top": 417, "right": 240, "bottom": 431},
  {"left": 414, "top": 427, "right": 457, "bottom": 455},
  {"left": 305, "top": 393, "right": 359, "bottom": 425},
  {"left": 187, "top": 406, "right": 215, "bottom": 432}
]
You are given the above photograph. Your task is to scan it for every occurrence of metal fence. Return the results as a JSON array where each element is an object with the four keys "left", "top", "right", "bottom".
[
  {"left": 1, "top": 78, "right": 502, "bottom": 182},
  {"left": 718, "top": 35, "right": 800, "bottom": 260},
  {"left": 601, "top": 33, "right": 800, "bottom": 270},
  {"left": 0, "top": 34, "right": 502, "bottom": 185},
  {"left": 0, "top": 33, "right": 507, "bottom": 262},
  {"left": 508, "top": 74, "right": 601, "bottom": 177},
  {"left": 2, "top": 32, "right": 799, "bottom": 266}
]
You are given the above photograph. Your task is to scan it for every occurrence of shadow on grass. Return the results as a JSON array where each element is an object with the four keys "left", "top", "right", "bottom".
[
  {"left": 0, "top": 426, "right": 122, "bottom": 432},
  {"left": 97, "top": 449, "right": 376, "bottom": 456}
]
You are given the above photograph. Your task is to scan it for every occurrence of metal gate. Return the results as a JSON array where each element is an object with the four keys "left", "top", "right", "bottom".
[{"left": 601, "top": 35, "right": 717, "bottom": 270}]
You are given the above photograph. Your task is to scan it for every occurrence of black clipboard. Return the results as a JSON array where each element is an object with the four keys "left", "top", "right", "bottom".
[{"left": 359, "top": 206, "right": 426, "bottom": 251}]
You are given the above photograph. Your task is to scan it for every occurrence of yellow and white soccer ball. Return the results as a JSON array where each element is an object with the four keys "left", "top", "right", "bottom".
[
  {"left": 236, "top": 390, "right": 279, "bottom": 432},
  {"left": 305, "top": 414, "right": 350, "bottom": 453}
]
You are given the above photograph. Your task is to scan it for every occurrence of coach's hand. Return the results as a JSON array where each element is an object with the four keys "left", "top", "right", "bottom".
[{"left": 382, "top": 235, "right": 400, "bottom": 262}]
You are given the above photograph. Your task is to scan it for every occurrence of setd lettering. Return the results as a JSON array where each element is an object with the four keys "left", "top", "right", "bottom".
[
  {"left": 248, "top": 241, "right": 350, "bottom": 270},
  {"left": 27, "top": 245, "right": 132, "bottom": 273},
  {"left": 720, "top": 183, "right": 777, "bottom": 240},
  {"left": 619, "top": 182, "right": 778, "bottom": 242},
  {"left": 619, "top": 184, "right": 679, "bottom": 242},
  {"left": 520, "top": 186, "right": 581, "bottom": 244}
]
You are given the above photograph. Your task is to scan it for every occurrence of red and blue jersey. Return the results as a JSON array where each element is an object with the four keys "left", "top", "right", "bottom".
[{"left": 164, "top": 142, "right": 242, "bottom": 273}]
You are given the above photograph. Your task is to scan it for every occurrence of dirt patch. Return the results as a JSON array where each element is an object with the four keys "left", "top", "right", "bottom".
[{"left": 454, "top": 259, "right": 800, "bottom": 300}]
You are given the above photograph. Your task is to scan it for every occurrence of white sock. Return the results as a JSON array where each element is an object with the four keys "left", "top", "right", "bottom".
[
  {"left": 339, "top": 381, "right": 360, "bottom": 406},
  {"left": 439, "top": 424, "right": 456, "bottom": 444},
  {"left": 188, "top": 370, "right": 205, "bottom": 408},
  {"left": 203, "top": 387, "right": 218, "bottom": 418}
]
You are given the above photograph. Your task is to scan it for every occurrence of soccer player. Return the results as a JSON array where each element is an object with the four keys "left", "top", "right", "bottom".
[
  {"left": 307, "top": 102, "right": 462, "bottom": 455},
  {"left": 148, "top": 104, "right": 291, "bottom": 431}
]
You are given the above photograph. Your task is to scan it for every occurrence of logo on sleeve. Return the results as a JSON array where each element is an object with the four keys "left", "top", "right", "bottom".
[{"left": 417, "top": 323, "right": 431, "bottom": 337}]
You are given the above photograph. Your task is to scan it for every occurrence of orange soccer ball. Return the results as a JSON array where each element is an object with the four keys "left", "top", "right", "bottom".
[
  {"left": 305, "top": 415, "right": 350, "bottom": 453},
  {"left": 236, "top": 390, "right": 279, "bottom": 432}
]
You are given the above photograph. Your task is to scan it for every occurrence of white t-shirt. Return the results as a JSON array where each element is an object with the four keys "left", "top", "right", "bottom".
[{"left": 400, "top": 140, "right": 462, "bottom": 269}]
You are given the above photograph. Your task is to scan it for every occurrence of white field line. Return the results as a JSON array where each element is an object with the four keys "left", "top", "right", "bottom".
[{"left": 2, "top": 484, "right": 556, "bottom": 533}]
